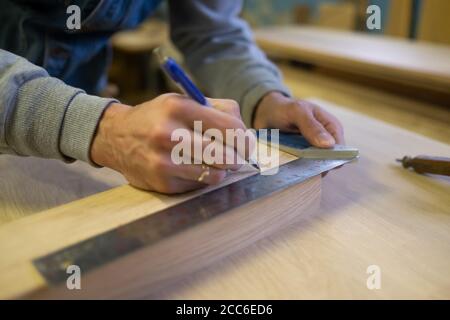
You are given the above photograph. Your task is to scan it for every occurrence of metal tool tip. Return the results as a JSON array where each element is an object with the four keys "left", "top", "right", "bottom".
[
  {"left": 249, "top": 157, "right": 261, "bottom": 171},
  {"left": 251, "top": 163, "right": 261, "bottom": 171}
]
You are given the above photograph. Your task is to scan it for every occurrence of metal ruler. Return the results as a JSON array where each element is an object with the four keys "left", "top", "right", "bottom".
[{"left": 34, "top": 135, "right": 358, "bottom": 285}]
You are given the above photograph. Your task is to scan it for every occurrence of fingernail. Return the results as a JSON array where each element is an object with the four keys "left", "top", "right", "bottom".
[{"left": 317, "top": 132, "right": 335, "bottom": 146}]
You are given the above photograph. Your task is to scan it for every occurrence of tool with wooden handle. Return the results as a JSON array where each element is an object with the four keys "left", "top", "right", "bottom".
[{"left": 396, "top": 156, "right": 450, "bottom": 176}]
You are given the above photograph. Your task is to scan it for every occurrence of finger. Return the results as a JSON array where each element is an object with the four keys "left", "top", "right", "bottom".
[
  {"left": 177, "top": 117, "right": 255, "bottom": 164},
  {"left": 313, "top": 107, "right": 345, "bottom": 145},
  {"left": 161, "top": 95, "right": 254, "bottom": 162},
  {"left": 157, "top": 177, "right": 206, "bottom": 194},
  {"left": 207, "top": 98, "right": 242, "bottom": 119},
  {"left": 292, "top": 104, "right": 335, "bottom": 148},
  {"left": 211, "top": 127, "right": 257, "bottom": 162},
  {"left": 168, "top": 129, "right": 244, "bottom": 171},
  {"left": 173, "top": 164, "right": 227, "bottom": 185},
  {"left": 171, "top": 96, "right": 247, "bottom": 140}
]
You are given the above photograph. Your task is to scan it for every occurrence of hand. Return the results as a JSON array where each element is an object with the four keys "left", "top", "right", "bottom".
[
  {"left": 253, "top": 92, "right": 345, "bottom": 146},
  {"left": 90, "top": 93, "right": 255, "bottom": 194}
]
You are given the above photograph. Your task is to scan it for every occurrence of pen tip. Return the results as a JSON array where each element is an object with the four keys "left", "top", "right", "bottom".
[
  {"left": 248, "top": 155, "right": 260, "bottom": 171},
  {"left": 251, "top": 163, "right": 261, "bottom": 171}
]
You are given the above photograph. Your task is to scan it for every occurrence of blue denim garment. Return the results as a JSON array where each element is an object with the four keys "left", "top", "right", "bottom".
[
  {"left": 0, "top": 0, "right": 290, "bottom": 129},
  {"left": 0, "top": 0, "right": 162, "bottom": 94}
]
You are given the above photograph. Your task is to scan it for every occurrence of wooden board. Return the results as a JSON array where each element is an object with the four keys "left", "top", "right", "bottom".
[
  {"left": 31, "top": 176, "right": 321, "bottom": 299},
  {"left": 386, "top": 0, "right": 412, "bottom": 38},
  {"left": 254, "top": 26, "right": 450, "bottom": 93},
  {"left": 0, "top": 148, "right": 323, "bottom": 299},
  {"left": 1, "top": 65, "right": 450, "bottom": 299},
  {"left": 152, "top": 98, "right": 450, "bottom": 299},
  {"left": 417, "top": 0, "right": 450, "bottom": 45}
]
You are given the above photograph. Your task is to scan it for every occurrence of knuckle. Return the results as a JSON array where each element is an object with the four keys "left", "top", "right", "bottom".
[
  {"left": 296, "top": 100, "right": 313, "bottom": 112},
  {"left": 150, "top": 124, "right": 172, "bottom": 142},
  {"left": 163, "top": 95, "right": 182, "bottom": 115},
  {"left": 217, "top": 99, "right": 241, "bottom": 118}
]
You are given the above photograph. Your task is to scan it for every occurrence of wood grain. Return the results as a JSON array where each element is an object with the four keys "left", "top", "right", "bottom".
[
  {"left": 254, "top": 26, "right": 450, "bottom": 93},
  {"left": 0, "top": 149, "right": 323, "bottom": 299},
  {"left": 30, "top": 176, "right": 321, "bottom": 299},
  {"left": 152, "top": 99, "right": 450, "bottom": 299},
  {"left": 1, "top": 65, "right": 450, "bottom": 299},
  {"left": 418, "top": 0, "right": 450, "bottom": 45},
  {"left": 0, "top": 158, "right": 126, "bottom": 224},
  {"left": 386, "top": 0, "right": 412, "bottom": 38}
]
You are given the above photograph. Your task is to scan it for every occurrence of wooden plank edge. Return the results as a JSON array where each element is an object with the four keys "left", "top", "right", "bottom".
[
  {"left": 27, "top": 176, "right": 321, "bottom": 299},
  {"left": 255, "top": 38, "right": 450, "bottom": 93}
]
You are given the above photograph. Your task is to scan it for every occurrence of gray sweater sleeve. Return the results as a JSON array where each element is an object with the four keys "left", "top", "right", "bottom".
[
  {"left": 169, "top": 0, "right": 291, "bottom": 127},
  {"left": 0, "top": 49, "right": 116, "bottom": 164}
]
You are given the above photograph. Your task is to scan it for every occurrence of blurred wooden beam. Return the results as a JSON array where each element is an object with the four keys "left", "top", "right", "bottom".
[
  {"left": 418, "top": 0, "right": 450, "bottom": 44},
  {"left": 386, "top": 0, "right": 413, "bottom": 38},
  {"left": 354, "top": 0, "right": 369, "bottom": 31},
  {"left": 316, "top": 2, "right": 357, "bottom": 30},
  {"left": 254, "top": 26, "right": 450, "bottom": 95},
  {"left": 293, "top": 5, "right": 310, "bottom": 25}
]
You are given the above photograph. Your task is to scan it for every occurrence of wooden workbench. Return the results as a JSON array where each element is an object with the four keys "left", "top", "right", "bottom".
[
  {"left": 254, "top": 26, "right": 450, "bottom": 93},
  {"left": 0, "top": 66, "right": 449, "bottom": 299},
  {"left": 154, "top": 98, "right": 450, "bottom": 299}
]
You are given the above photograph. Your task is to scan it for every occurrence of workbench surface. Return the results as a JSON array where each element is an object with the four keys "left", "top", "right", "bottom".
[
  {"left": 1, "top": 66, "right": 449, "bottom": 299},
  {"left": 255, "top": 26, "right": 450, "bottom": 93}
]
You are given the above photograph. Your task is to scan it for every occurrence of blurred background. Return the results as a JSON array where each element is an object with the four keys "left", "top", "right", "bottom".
[
  {"left": 108, "top": 0, "right": 449, "bottom": 143},
  {"left": 242, "top": 0, "right": 448, "bottom": 42}
]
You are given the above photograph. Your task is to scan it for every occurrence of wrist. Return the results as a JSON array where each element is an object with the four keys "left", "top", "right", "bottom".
[
  {"left": 253, "top": 91, "right": 291, "bottom": 128},
  {"left": 90, "top": 102, "right": 131, "bottom": 169}
]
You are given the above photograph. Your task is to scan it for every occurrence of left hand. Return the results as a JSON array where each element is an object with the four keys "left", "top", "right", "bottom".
[{"left": 253, "top": 91, "right": 345, "bottom": 147}]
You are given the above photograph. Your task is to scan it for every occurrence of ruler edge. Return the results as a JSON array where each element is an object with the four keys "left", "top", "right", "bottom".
[{"left": 31, "top": 158, "right": 352, "bottom": 287}]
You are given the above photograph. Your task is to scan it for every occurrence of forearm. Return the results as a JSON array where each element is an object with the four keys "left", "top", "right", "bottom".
[
  {"left": 0, "top": 49, "right": 116, "bottom": 164},
  {"left": 168, "top": 0, "right": 291, "bottom": 127}
]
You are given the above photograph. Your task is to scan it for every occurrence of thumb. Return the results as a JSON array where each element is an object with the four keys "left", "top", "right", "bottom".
[{"left": 207, "top": 98, "right": 242, "bottom": 120}]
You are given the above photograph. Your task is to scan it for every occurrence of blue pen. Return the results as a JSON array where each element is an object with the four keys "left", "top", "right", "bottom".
[
  {"left": 157, "top": 56, "right": 210, "bottom": 107},
  {"left": 154, "top": 48, "right": 260, "bottom": 170}
]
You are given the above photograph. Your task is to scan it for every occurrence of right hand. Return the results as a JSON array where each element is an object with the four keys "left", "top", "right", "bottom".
[{"left": 90, "top": 93, "right": 255, "bottom": 194}]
